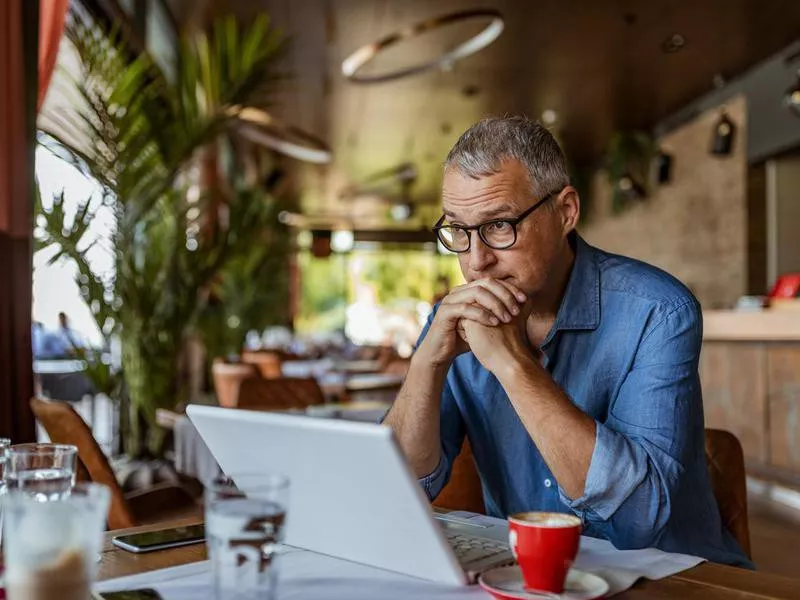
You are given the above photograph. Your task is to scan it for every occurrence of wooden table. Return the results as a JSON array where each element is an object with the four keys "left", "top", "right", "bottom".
[{"left": 98, "top": 520, "right": 800, "bottom": 598}]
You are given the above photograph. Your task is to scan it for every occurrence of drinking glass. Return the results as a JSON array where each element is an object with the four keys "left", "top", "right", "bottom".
[
  {"left": 2, "top": 482, "right": 110, "bottom": 600},
  {"left": 0, "top": 438, "right": 11, "bottom": 484},
  {"left": 205, "top": 473, "right": 290, "bottom": 600},
  {"left": 0, "top": 437, "right": 10, "bottom": 548},
  {"left": 4, "top": 444, "right": 78, "bottom": 501}
]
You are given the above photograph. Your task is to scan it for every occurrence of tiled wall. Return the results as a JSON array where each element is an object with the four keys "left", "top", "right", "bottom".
[{"left": 578, "top": 95, "right": 749, "bottom": 309}]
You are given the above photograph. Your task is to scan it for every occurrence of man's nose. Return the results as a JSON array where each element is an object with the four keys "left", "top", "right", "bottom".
[{"left": 466, "top": 232, "right": 497, "bottom": 273}]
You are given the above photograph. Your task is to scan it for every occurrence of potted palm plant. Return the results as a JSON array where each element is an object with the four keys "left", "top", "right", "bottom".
[{"left": 36, "top": 12, "right": 287, "bottom": 457}]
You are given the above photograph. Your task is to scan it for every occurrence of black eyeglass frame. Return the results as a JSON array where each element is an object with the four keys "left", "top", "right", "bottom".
[{"left": 432, "top": 190, "right": 560, "bottom": 253}]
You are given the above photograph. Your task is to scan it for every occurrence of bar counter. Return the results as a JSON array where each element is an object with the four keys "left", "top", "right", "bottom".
[{"left": 700, "top": 309, "right": 800, "bottom": 483}]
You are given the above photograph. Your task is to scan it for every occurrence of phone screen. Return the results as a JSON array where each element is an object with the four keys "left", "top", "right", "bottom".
[
  {"left": 95, "top": 589, "right": 163, "bottom": 600},
  {"left": 114, "top": 524, "right": 205, "bottom": 550}
]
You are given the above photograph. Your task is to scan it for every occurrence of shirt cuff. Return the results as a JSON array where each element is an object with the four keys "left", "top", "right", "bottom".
[
  {"left": 419, "top": 454, "right": 448, "bottom": 501},
  {"left": 558, "top": 423, "right": 648, "bottom": 521}
]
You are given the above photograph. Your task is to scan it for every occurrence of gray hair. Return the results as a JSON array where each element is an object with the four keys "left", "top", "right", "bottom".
[{"left": 444, "top": 116, "right": 570, "bottom": 197}]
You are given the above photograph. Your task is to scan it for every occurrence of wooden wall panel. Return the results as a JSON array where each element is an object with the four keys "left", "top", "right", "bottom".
[
  {"left": 767, "top": 346, "right": 800, "bottom": 471},
  {"left": 700, "top": 342, "right": 768, "bottom": 463}
]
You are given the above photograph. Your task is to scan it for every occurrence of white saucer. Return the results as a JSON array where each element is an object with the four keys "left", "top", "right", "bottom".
[{"left": 479, "top": 565, "right": 610, "bottom": 600}]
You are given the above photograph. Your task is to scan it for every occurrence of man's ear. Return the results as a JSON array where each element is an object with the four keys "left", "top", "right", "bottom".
[{"left": 556, "top": 186, "right": 580, "bottom": 233}]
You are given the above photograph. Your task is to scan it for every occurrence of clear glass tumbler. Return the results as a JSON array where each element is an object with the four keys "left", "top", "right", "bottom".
[
  {"left": 4, "top": 443, "right": 78, "bottom": 501},
  {"left": 2, "top": 482, "right": 110, "bottom": 600},
  {"left": 0, "top": 437, "right": 10, "bottom": 548},
  {"left": 205, "top": 473, "right": 290, "bottom": 600}
]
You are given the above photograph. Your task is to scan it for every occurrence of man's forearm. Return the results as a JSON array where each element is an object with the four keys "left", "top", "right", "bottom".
[
  {"left": 496, "top": 355, "right": 596, "bottom": 499},
  {"left": 383, "top": 352, "right": 449, "bottom": 478}
]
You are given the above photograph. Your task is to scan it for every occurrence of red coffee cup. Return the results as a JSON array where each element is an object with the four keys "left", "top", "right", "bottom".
[{"left": 508, "top": 511, "right": 582, "bottom": 594}]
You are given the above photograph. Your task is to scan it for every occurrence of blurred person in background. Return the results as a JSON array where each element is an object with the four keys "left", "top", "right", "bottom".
[{"left": 56, "top": 311, "right": 87, "bottom": 355}]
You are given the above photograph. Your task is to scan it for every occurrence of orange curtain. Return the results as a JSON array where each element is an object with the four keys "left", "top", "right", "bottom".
[
  {"left": 0, "top": 0, "right": 37, "bottom": 442},
  {"left": 37, "top": 0, "right": 69, "bottom": 111}
]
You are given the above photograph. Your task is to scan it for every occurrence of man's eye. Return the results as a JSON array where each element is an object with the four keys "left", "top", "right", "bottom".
[{"left": 488, "top": 221, "right": 512, "bottom": 231}]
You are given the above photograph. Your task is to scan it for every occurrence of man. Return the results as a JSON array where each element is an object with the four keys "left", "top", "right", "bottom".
[
  {"left": 56, "top": 311, "right": 85, "bottom": 355},
  {"left": 383, "top": 116, "right": 750, "bottom": 567}
]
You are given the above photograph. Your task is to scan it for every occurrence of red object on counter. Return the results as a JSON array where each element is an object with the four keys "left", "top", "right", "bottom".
[{"left": 769, "top": 274, "right": 800, "bottom": 299}]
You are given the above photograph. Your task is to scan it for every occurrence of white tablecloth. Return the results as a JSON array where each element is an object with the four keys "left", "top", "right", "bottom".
[{"left": 96, "top": 525, "right": 704, "bottom": 599}]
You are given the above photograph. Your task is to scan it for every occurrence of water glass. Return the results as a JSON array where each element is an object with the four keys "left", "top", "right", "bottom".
[
  {"left": 206, "top": 473, "right": 290, "bottom": 600},
  {"left": 0, "top": 437, "right": 10, "bottom": 547},
  {"left": 2, "top": 482, "right": 110, "bottom": 600},
  {"left": 0, "top": 438, "right": 10, "bottom": 483},
  {"left": 5, "top": 444, "right": 78, "bottom": 501}
]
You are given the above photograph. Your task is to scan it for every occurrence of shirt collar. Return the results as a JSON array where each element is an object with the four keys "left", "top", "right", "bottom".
[{"left": 549, "top": 232, "right": 601, "bottom": 333}]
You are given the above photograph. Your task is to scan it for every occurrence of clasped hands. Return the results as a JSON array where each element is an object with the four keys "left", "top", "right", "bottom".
[{"left": 419, "top": 278, "right": 539, "bottom": 374}]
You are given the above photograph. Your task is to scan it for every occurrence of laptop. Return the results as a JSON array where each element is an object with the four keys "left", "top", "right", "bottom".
[{"left": 187, "top": 405, "right": 514, "bottom": 585}]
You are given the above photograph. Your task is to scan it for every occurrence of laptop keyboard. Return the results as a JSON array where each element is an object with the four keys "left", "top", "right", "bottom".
[{"left": 445, "top": 531, "right": 510, "bottom": 566}]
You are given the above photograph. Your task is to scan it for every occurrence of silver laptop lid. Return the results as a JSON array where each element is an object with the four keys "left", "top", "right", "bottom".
[{"left": 187, "top": 405, "right": 466, "bottom": 585}]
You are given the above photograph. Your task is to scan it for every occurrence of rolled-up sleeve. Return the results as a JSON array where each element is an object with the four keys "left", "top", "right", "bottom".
[
  {"left": 558, "top": 299, "right": 702, "bottom": 549},
  {"left": 419, "top": 455, "right": 448, "bottom": 498}
]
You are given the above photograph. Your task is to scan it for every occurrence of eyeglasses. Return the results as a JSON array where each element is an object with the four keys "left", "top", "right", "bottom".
[{"left": 433, "top": 190, "right": 559, "bottom": 253}]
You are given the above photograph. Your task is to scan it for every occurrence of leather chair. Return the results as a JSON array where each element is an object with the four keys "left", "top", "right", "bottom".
[
  {"left": 240, "top": 350, "right": 283, "bottom": 379},
  {"left": 705, "top": 428, "right": 751, "bottom": 558},
  {"left": 432, "top": 429, "right": 751, "bottom": 559},
  {"left": 211, "top": 359, "right": 260, "bottom": 408},
  {"left": 432, "top": 439, "right": 485, "bottom": 514},
  {"left": 30, "top": 397, "right": 201, "bottom": 530},
  {"left": 237, "top": 376, "right": 326, "bottom": 411}
]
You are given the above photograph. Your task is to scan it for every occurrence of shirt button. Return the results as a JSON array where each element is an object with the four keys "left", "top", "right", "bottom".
[{"left": 544, "top": 478, "right": 553, "bottom": 488}]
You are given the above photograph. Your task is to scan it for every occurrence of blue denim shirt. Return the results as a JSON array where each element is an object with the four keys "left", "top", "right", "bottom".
[{"left": 418, "top": 234, "right": 751, "bottom": 568}]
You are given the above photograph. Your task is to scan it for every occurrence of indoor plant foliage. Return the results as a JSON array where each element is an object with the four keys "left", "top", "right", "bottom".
[
  {"left": 198, "top": 220, "right": 292, "bottom": 361},
  {"left": 37, "top": 13, "right": 285, "bottom": 457},
  {"left": 605, "top": 131, "right": 656, "bottom": 213}
]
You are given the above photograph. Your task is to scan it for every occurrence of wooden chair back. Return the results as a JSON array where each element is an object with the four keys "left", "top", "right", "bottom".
[
  {"left": 432, "top": 439, "right": 485, "bottom": 514},
  {"left": 237, "top": 376, "right": 326, "bottom": 411},
  {"left": 29, "top": 397, "right": 136, "bottom": 529},
  {"left": 705, "top": 428, "right": 751, "bottom": 557},
  {"left": 241, "top": 350, "right": 283, "bottom": 379}
]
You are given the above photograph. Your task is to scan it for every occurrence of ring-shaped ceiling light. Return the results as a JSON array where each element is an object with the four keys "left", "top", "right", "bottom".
[
  {"left": 233, "top": 106, "right": 333, "bottom": 164},
  {"left": 341, "top": 8, "right": 504, "bottom": 84}
]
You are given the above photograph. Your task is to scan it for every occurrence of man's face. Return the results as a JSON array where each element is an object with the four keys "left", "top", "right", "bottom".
[{"left": 441, "top": 159, "right": 573, "bottom": 296}]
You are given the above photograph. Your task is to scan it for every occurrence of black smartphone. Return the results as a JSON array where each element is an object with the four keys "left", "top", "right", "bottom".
[
  {"left": 93, "top": 589, "right": 163, "bottom": 600},
  {"left": 111, "top": 524, "right": 205, "bottom": 553}
]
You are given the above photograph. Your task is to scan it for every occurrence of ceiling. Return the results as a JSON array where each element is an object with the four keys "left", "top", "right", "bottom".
[{"left": 161, "top": 0, "right": 800, "bottom": 229}]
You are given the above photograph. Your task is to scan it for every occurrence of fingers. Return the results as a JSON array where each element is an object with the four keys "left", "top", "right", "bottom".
[
  {"left": 493, "top": 279, "right": 528, "bottom": 304},
  {"left": 445, "top": 286, "right": 511, "bottom": 322},
  {"left": 438, "top": 301, "right": 499, "bottom": 327},
  {"left": 445, "top": 278, "right": 526, "bottom": 323}
]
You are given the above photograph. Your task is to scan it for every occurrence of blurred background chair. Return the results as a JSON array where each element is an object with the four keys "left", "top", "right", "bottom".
[
  {"left": 211, "top": 358, "right": 260, "bottom": 408},
  {"left": 237, "top": 376, "right": 326, "bottom": 411},
  {"left": 31, "top": 397, "right": 201, "bottom": 530},
  {"left": 241, "top": 350, "right": 283, "bottom": 378},
  {"left": 706, "top": 428, "right": 751, "bottom": 558},
  {"left": 432, "top": 439, "right": 485, "bottom": 514}
]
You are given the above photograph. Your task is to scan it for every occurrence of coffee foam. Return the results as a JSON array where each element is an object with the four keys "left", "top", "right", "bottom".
[{"left": 509, "top": 512, "right": 581, "bottom": 528}]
